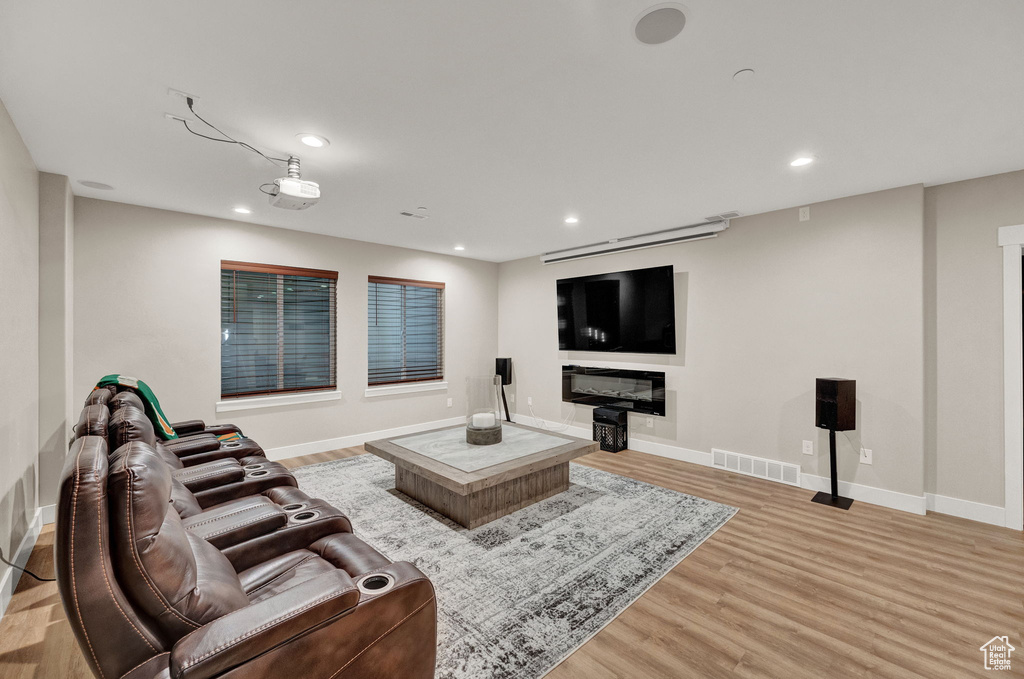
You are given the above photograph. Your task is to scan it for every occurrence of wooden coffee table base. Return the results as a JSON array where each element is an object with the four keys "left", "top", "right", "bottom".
[{"left": 396, "top": 462, "right": 569, "bottom": 529}]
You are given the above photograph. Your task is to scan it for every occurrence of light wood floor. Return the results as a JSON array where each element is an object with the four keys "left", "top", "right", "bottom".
[{"left": 2, "top": 447, "right": 1022, "bottom": 678}]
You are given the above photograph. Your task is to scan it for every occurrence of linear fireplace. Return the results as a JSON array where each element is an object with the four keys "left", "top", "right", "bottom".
[{"left": 561, "top": 365, "right": 666, "bottom": 416}]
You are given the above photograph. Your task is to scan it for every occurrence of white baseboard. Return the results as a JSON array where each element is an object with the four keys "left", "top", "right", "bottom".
[
  {"left": 517, "top": 417, "right": 713, "bottom": 466},
  {"left": 800, "top": 474, "right": 927, "bottom": 515},
  {"left": 523, "top": 414, "right": 937, "bottom": 518},
  {"left": 264, "top": 416, "right": 466, "bottom": 461},
  {"left": 40, "top": 504, "right": 56, "bottom": 526},
  {"left": 925, "top": 493, "right": 1006, "bottom": 527},
  {"left": 0, "top": 507, "right": 43, "bottom": 623},
  {"left": 266, "top": 412, "right": 1009, "bottom": 528}
]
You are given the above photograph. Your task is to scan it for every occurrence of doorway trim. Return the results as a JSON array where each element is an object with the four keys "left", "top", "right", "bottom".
[{"left": 999, "top": 224, "right": 1024, "bottom": 530}]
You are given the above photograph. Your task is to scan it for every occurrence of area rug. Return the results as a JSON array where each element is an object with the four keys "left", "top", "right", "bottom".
[{"left": 291, "top": 455, "right": 737, "bottom": 679}]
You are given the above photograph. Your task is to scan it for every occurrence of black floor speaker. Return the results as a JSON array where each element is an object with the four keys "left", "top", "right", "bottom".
[{"left": 495, "top": 358, "right": 512, "bottom": 386}]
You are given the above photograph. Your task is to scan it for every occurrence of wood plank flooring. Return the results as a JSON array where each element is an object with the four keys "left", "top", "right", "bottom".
[{"left": 2, "top": 447, "right": 1022, "bottom": 678}]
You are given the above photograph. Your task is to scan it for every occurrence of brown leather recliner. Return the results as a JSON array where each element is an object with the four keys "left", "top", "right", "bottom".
[
  {"left": 87, "top": 385, "right": 244, "bottom": 439},
  {"left": 107, "top": 394, "right": 266, "bottom": 465},
  {"left": 56, "top": 436, "right": 438, "bottom": 679},
  {"left": 101, "top": 405, "right": 296, "bottom": 508},
  {"left": 77, "top": 401, "right": 350, "bottom": 555}
]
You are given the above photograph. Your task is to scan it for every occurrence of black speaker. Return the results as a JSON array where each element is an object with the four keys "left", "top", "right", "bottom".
[
  {"left": 594, "top": 407, "right": 627, "bottom": 426},
  {"left": 495, "top": 358, "right": 512, "bottom": 386},
  {"left": 815, "top": 378, "right": 856, "bottom": 431}
]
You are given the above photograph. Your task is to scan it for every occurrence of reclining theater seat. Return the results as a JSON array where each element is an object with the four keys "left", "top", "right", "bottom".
[
  {"left": 57, "top": 436, "right": 438, "bottom": 679},
  {"left": 103, "top": 405, "right": 298, "bottom": 509},
  {"left": 74, "top": 402, "right": 334, "bottom": 543},
  {"left": 113, "top": 440, "right": 353, "bottom": 558},
  {"left": 88, "top": 384, "right": 245, "bottom": 439},
  {"left": 108, "top": 393, "right": 265, "bottom": 466}
]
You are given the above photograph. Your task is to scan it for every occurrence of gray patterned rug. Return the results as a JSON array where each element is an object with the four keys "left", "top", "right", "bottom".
[{"left": 291, "top": 455, "right": 737, "bottom": 678}]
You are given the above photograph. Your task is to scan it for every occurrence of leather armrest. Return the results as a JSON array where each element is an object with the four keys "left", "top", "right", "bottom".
[
  {"left": 181, "top": 497, "right": 288, "bottom": 549},
  {"left": 169, "top": 571, "right": 359, "bottom": 679},
  {"left": 171, "top": 419, "right": 207, "bottom": 435},
  {"left": 193, "top": 464, "right": 297, "bottom": 509},
  {"left": 165, "top": 437, "right": 221, "bottom": 456},
  {"left": 171, "top": 459, "right": 246, "bottom": 493},
  {"left": 221, "top": 501, "right": 353, "bottom": 572},
  {"left": 202, "top": 423, "right": 243, "bottom": 437}
]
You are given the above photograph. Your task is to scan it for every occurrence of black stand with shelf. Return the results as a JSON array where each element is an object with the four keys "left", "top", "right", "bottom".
[{"left": 593, "top": 407, "right": 628, "bottom": 453}]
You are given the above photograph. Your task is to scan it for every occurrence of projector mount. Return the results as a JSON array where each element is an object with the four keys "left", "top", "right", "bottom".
[{"left": 176, "top": 97, "right": 321, "bottom": 210}]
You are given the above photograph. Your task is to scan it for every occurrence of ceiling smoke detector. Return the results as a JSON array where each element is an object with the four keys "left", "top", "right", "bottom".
[
  {"left": 400, "top": 211, "right": 430, "bottom": 220},
  {"left": 634, "top": 4, "right": 687, "bottom": 45}
]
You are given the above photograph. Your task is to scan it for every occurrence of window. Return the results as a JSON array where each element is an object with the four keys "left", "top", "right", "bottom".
[
  {"left": 221, "top": 261, "right": 337, "bottom": 398},
  {"left": 368, "top": 276, "right": 444, "bottom": 386}
]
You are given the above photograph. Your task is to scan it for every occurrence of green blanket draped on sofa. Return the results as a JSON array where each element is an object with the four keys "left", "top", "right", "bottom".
[{"left": 94, "top": 374, "right": 179, "bottom": 440}]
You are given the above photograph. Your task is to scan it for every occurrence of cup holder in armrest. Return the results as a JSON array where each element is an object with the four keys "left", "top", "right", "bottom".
[
  {"left": 243, "top": 464, "right": 263, "bottom": 470},
  {"left": 290, "top": 510, "right": 320, "bottom": 523},
  {"left": 356, "top": 573, "right": 395, "bottom": 596},
  {"left": 281, "top": 503, "right": 305, "bottom": 511},
  {"left": 248, "top": 470, "right": 270, "bottom": 477},
  {"left": 223, "top": 442, "right": 242, "bottom": 449}
]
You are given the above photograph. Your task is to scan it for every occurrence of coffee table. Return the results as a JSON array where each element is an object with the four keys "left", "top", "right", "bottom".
[{"left": 364, "top": 422, "right": 598, "bottom": 529}]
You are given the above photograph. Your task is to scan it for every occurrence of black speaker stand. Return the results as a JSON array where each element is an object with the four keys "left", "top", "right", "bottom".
[
  {"left": 811, "top": 428, "right": 854, "bottom": 510},
  {"left": 500, "top": 384, "right": 512, "bottom": 423}
]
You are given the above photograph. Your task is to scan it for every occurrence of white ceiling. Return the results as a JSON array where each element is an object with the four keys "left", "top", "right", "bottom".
[{"left": 2, "top": 1, "right": 1023, "bottom": 262}]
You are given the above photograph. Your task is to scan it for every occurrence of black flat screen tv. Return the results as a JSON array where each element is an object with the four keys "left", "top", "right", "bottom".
[{"left": 557, "top": 265, "right": 676, "bottom": 354}]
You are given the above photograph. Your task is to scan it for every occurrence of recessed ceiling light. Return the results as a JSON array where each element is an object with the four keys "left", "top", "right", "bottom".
[
  {"left": 233, "top": 207, "right": 252, "bottom": 214},
  {"left": 454, "top": 246, "right": 465, "bottom": 251},
  {"left": 790, "top": 157, "right": 814, "bottom": 167},
  {"left": 564, "top": 216, "right": 579, "bottom": 224},
  {"left": 297, "top": 133, "right": 329, "bottom": 148},
  {"left": 78, "top": 180, "right": 114, "bottom": 190},
  {"left": 634, "top": 5, "right": 687, "bottom": 45}
]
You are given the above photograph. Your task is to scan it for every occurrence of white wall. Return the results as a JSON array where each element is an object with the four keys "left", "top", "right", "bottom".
[
  {"left": 0, "top": 98, "right": 39, "bottom": 565},
  {"left": 499, "top": 185, "right": 926, "bottom": 498},
  {"left": 73, "top": 199, "right": 499, "bottom": 451},
  {"left": 924, "top": 169, "right": 1024, "bottom": 506},
  {"left": 38, "top": 172, "right": 74, "bottom": 510}
]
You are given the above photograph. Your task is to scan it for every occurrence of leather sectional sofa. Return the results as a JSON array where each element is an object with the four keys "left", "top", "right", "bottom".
[{"left": 56, "top": 385, "right": 437, "bottom": 679}]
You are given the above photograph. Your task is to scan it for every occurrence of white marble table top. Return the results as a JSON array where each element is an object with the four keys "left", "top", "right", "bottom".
[{"left": 390, "top": 424, "right": 569, "bottom": 472}]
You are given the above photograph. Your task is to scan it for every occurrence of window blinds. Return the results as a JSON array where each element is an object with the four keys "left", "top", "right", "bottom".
[
  {"left": 368, "top": 276, "right": 444, "bottom": 386},
  {"left": 221, "top": 261, "right": 337, "bottom": 398}
]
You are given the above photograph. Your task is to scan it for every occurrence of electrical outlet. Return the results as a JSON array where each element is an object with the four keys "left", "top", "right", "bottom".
[
  {"left": 527, "top": 396, "right": 533, "bottom": 406},
  {"left": 645, "top": 417, "right": 654, "bottom": 428},
  {"left": 799, "top": 206, "right": 810, "bottom": 221},
  {"left": 860, "top": 448, "right": 873, "bottom": 465},
  {"left": 446, "top": 398, "right": 452, "bottom": 408},
  {"left": 802, "top": 440, "right": 814, "bottom": 456},
  {"left": 168, "top": 88, "right": 199, "bottom": 103},
  {"left": 509, "top": 394, "right": 515, "bottom": 403}
]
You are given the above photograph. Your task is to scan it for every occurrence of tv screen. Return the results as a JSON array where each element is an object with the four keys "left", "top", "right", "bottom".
[{"left": 557, "top": 265, "right": 676, "bottom": 354}]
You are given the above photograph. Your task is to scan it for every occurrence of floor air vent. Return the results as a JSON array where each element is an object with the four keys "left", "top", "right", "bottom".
[{"left": 711, "top": 448, "right": 800, "bottom": 487}]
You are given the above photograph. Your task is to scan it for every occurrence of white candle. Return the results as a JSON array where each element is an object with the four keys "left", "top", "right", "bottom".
[{"left": 471, "top": 412, "right": 496, "bottom": 428}]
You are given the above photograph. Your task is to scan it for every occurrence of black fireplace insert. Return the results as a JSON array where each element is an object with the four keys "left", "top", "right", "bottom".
[{"left": 561, "top": 365, "right": 666, "bottom": 416}]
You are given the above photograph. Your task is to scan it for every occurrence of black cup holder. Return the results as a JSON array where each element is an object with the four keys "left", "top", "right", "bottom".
[
  {"left": 223, "top": 442, "right": 242, "bottom": 449},
  {"left": 290, "top": 510, "right": 319, "bottom": 523},
  {"left": 248, "top": 470, "right": 269, "bottom": 477},
  {"left": 244, "top": 464, "right": 263, "bottom": 470},
  {"left": 282, "top": 503, "right": 304, "bottom": 511},
  {"left": 357, "top": 573, "right": 395, "bottom": 596}
]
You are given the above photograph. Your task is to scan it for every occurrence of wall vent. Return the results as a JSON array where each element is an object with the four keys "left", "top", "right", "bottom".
[{"left": 711, "top": 448, "right": 800, "bottom": 487}]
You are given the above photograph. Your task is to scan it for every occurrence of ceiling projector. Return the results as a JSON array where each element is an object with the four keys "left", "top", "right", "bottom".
[{"left": 269, "top": 156, "right": 321, "bottom": 210}]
